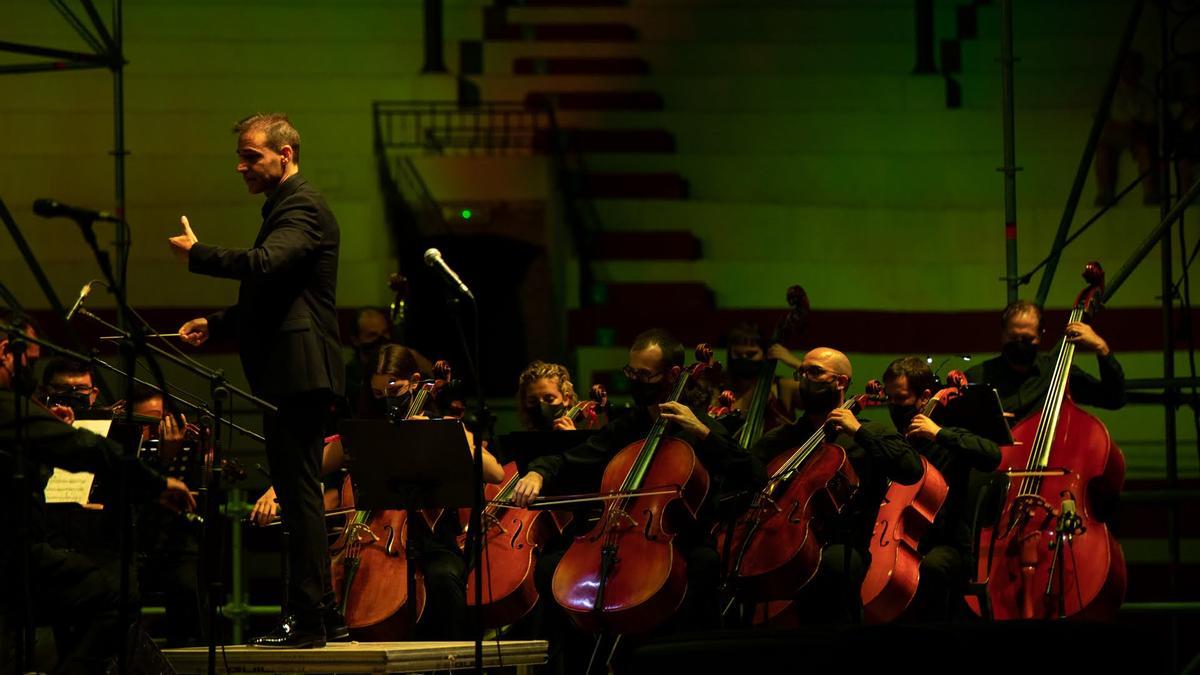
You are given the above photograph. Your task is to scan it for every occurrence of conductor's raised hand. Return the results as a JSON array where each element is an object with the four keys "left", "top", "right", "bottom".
[
  {"left": 178, "top": 318, "right": 209, "bottom": 347},
  {"left": 168, "top": 215, "right": 198, "bottom": 263}
]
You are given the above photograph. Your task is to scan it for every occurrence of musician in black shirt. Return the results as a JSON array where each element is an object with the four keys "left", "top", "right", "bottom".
[
  {"left": 883, "top": 357, "right": 1000, "bottom": 620},
  {"left": 965, "top": 300, "right": 1125, "bottom": 422}
]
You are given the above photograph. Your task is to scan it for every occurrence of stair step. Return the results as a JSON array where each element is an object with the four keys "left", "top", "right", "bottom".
[
  {"left": 596, "top": 282, "right": 714, "bottom": 311},
  {"left": 591, "top": 230, "right": 702, "bottom": 260},
  {"left": 579, "top": 171, "right": 689, "bottom": 199},
  {"left": 522, "top": 0, "right": 627, "bottom": 6},
  {"left": 514, "top": 56, "right": 650, "bottom": 75},
  {"left": 487, "top": 22, "right": 638, "bottom": 42},
  {"left": 525, "top": 90, "right": 664, "bottom": 110},
  {"left": 533, "top": 128, "right": 675, "bottom": 153}
]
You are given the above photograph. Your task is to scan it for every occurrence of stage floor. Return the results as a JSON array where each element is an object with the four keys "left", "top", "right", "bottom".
[{"left": 161, "top": 640, "right": 548, "bottom": 673}]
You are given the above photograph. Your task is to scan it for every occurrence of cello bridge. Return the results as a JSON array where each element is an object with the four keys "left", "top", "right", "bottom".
[{"left": 348, "top": 522, "right": 380, "bottom": 544}]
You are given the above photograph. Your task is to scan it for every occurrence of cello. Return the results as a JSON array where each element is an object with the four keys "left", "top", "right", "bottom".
[
  {"left": 978, "top": 262, "right": 1126, "bottom": 620},
  {"left": 329, "top": 361, "right": 454, "bottom": 639},
  {"left": 860, "top": 371, "right": 966, "bottom": 624},
  {"left": 719, "top": 381, "right": 884, "bottom": 604},
  {"left": 466, "top": 385, "right": 609, "bottom": 628},
  {"left": 551, "top": 345, "right": 718, "bottom": 634}
]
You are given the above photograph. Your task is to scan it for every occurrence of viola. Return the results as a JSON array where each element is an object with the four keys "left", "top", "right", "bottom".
[
  {"left": 465, "top": 385, "right": 608, "bottom": 626},
  {"left": 551, "top": 345, "right": 719, "bottom": 634},
  {"left": 329, "top": 360, "right": 454, "bottom": 639},
  {"left": 719, "top": 381, "right": 884, "bottom": 606},
  {"left": 977, "top": 263, "right": 1126, "bottom": 620},
  {"left": 860, "top": 371, "right": 966, "bottom": 624}
]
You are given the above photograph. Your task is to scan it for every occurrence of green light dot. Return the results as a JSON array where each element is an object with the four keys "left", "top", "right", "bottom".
[{"left": 461, "top": 209, "right": 472, "bottom": 220}]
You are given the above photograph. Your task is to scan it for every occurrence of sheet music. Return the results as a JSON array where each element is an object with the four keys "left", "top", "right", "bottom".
[{"left": 43, "top": 419, "right": 112, "bottom": 505}]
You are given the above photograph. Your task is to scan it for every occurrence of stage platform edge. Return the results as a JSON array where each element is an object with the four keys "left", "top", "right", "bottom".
[{"left": 162, "top": 640, "right": 548, "bottom": 674}]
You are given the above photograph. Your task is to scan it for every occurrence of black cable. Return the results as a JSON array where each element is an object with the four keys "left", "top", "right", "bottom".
[{"left": 1175, "top": 163, "right": 1200, "bottom": 473}]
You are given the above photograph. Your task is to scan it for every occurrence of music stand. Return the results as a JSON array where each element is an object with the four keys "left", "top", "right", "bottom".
[
  {"left": 941, "top": 384, "right": 1014, "bottom": 446},
  {"left": 338, "top": 418, "right": 479, "bottom": 632}
]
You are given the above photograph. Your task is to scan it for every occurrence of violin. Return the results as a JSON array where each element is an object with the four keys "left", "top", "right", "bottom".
[
  {"left": 860, "top": 371, "right": 965, "bottom": 624},
  {"left": 550, "top": 345, "right": 719, "bottom": 634},
  {"left": 465, "top": 384, "right": 610, "bottom": 627},
  {"left": 329, "top": 360, "right": 454, "bottom": 639},
  {"left": 719, "top": 381, "right": 885, "bottom": 608},
  {"left": 977, "top": 263, "right": 1126, "bottom": 620}
]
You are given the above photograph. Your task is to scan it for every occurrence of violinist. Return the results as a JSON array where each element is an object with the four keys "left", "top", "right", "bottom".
[
  {"left": 512, "top": 329, "right": 761, "bottom": 633},
  {"left": 721, "top": 322, "right": 802, "bottom": 426},
  {"left": 39, "top": 357, "right": 100, "bottom": 415},
  {"left": 750, "top": 347, "right": 920, "bottom": 622},
  {"left": 0, "top": 311, "right": 196, "bottom": 673},
  {"left": 882, "top": 357, "right": 1000, "bottom": 620},
  {"left": 965, "top": 299, "right": 1126, "bottom": 422},
  {"left": 128, "top": 385, "right": 205, "bottom": 646}
]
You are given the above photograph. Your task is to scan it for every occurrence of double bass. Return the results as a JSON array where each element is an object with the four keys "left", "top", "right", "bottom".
[
  {"left": 466, "top": 385, "right": 609, "bottom": 628},
  {"left": 712, "top": 285, "right": 810, "bottom": 445},
  {"left": 329, "top": 361, "right": 454, "bottom": 639},
  {"left": 551, "top": 346, "right": 718, "bottom": 634},
  {"left": 719, "top": 382, "right": 884, "bottom": 604},
  {"left": 860, "top": 371, "right": 966, "bottom": 624},
  {"left": 978, "top": 262, "right": 1126, "bottom": 620}
]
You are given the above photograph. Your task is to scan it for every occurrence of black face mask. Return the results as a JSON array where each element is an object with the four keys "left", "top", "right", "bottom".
[
  {"left": 728, "top": 357, "right": 763, "bottom": 380},
  {"left": 1002, "top": 339, "right": 1039, "bottom": 367},
  {"left": 45, "top": 390, "right": 92, "bottom": 416},
  {"left": 629, "top": 379, "right": 668, "bottom": 409},
  {"left": 528, "top": 402, "right": 566, "bottom": 431},
  {"left": 798, "top": 377, "right": 838, "bottom": 414},
  {"left": 889, "top": 404, "right": 920, "bottom": 432}
]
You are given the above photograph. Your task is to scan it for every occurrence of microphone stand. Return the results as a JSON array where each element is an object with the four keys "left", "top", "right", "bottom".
[
  {"left": 442, "top": 289, "right": 490, "bottom": 674},
  {"left": 4, "top": 325, "right": 34, "bottom": 673}
]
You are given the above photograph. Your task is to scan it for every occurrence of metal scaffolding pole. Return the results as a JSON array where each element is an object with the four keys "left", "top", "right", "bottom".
[{"left": 999, "top": 0, "right": 1019, "bottom": 304}]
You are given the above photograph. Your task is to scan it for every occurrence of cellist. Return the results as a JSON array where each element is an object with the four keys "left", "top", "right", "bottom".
[
  {"left": 250, "top": 344, "right": 505, "bottom": 640},
  {"left": 881, "top": 357, "right": 1000, "bottom": 620},
  {"left": 749, "top": 347, "right": 921, "bottom": 622},
  {"left": 512, "top": 329, "right": 762, "bottom": 635},
  {"left": 964, "top": 300, "right": 1126, "bottom": 420}
]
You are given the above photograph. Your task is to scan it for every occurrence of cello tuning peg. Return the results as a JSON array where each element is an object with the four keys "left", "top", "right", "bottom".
[
  {"left": 1082, "top": 261, "right": 1105, "bottom": 287},
  {"left": 694, "top": 343, "right": 714, "bottom": 364}
]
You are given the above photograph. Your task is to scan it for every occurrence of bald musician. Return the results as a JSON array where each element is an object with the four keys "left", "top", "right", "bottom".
[{"left": 747, "top": 347, "right": 921, "bottom": 623}]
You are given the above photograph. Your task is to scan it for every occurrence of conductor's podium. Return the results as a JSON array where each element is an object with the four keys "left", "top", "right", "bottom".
[{"left": 162, "top": 640, "right": 548, "bottom": 674}]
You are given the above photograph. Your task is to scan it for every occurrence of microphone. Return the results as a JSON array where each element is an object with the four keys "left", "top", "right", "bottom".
[
  {"left": 423, "top": 248, "right": 474, "bottom": 300},
  {"left": 33, "top": 198, "right": 121, "bottom": 223},
  {"left": 65, "top": 280, "right": 98, "bottom": 322}
]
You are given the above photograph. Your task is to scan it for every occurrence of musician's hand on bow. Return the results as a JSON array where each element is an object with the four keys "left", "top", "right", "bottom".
[
  {"left": 512, "top": 472, "right": 543, "bottom": 508},
  {"left": 178, "top": 318, "right": 209, "bottom": 347},
  {"left": 1065, "top": 322, "right": 1110, "bottom": 356},
  {"left": 250, "top": 487, "right": 279, "bottom": 527},
  {"left": 552, "top": 415, "right": 577, "bottom": 431},
  {"left": 160, "top": 477, "right": 197, "bottom": 513},
  {"left": 168, "top": 215, "right": 198, "bottom": 263},
  {"left": 905, "top": 414, "right": 941, "bottom": 442},
  {"left": 825, "top": 407, "right": 861, "bottom": 436},
  {"left": 657, "top": 401, "right": 710, "bottom": 440}
]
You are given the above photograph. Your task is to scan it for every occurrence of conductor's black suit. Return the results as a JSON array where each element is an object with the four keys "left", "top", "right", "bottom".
[{"left": 188, "top": 173, "right": 343, "bottom": 625}]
